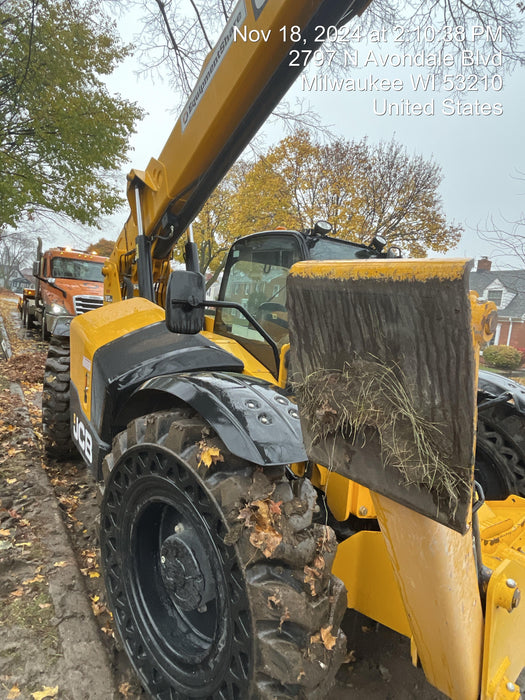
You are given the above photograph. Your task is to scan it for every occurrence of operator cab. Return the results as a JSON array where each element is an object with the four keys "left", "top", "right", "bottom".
[{"left": 213, "top": 226, "right": 393, "bottom": 377}]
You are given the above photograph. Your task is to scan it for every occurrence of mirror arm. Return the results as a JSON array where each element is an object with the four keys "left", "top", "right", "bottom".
[
  {"left": 34, "top": 275, "right": 67, "bottom": 298},
  {"left": 205, "top": 300, "right": 280, "bottom": 372}
]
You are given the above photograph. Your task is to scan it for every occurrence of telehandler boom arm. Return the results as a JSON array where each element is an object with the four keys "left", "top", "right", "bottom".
[{"left": 103, "top": 0, "right": 371, "bottom": 303}]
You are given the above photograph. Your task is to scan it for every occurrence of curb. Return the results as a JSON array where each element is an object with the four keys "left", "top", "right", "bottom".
[
  {"left": 9, "top": 382, "right": 120, "bottom": 700},
  {"left": 0, "top": 304, "right": 120, "bottom": 699},
  {"left": 0, "top": 313, "right": 11, "bottom": 359}
]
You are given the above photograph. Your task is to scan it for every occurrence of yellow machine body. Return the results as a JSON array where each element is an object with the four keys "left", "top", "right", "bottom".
[
  {"left": 70, "top": 255, "right": 525, "bottom": 700},
  {"left": 70, "top": 299, "right": 277, "bottom": 422}
]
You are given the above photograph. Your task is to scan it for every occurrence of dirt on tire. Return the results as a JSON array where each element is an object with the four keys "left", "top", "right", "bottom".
[{"left": 101, "top": 410, "right": 347, "bottom": 698}]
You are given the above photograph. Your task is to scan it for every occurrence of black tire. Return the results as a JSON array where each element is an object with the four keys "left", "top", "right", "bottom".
[
  {"left": 475, "top": 404, "right": 525, "bottom": 500},
  {"left": 100, "top": 409, "right": 347, "bottom": 699},
  {"left": 22, "top": 301, "right": 32, "bottom": 329},
  {"left": 41, "top": 311, "right": 50, "bottom": 341},
  {"left": 26, "top": 303, "right": 36, "bottom": 330},
  {"left": 42, "top": 336, "right": 74, "bottom": 458}
]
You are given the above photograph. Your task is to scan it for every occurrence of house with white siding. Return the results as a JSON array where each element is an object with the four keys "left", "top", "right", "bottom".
[{"left": 469, "top": 258, "right": 525, "bottom": 350}]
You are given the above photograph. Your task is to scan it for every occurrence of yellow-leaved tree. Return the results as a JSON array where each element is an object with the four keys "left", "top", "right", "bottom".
[
  {"left": 229, "top": 129, "right": 462, "bottom": 256},
  {"left": 184, "top": 128, "right": 462, "bottom": 285}
]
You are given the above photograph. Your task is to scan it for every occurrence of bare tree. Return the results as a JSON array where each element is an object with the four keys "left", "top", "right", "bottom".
[
  {"left": 0, "top": 227, "right": 35, "bottom": 287},
  {"left": 106, "top": 0, "right": 524, "bottom": 109},
  {"left": 350, "top": 138, "right": 463, "bottom": 255},
  {"left": 477, "top": 171, "right": 525, "bottom": 266},
  {"left": 374, "top": 0, "right": 525, "bottom": 74},
  {"left": 478, "top": 214, "right": 525, "bottom": 266}
]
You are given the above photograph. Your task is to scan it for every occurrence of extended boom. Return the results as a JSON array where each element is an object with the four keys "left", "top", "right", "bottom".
[{"left": 102, "top": 0, "right": 371, "bottom": 304}]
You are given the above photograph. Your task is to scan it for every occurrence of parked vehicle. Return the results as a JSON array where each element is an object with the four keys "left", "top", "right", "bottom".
[{"left": 21, "top": 238, "right": 106, "bottom": 340}]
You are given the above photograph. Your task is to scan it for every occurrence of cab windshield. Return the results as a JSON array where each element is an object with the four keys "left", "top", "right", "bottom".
[
  {"left": 214, "top": 232, "right": 377, "bottom": 376},
  {"left": 308, "top": 236, "right": 374, "bottom": 260},
  {"left": 51, "top": 258, "right": 104, "bottom": 282}
]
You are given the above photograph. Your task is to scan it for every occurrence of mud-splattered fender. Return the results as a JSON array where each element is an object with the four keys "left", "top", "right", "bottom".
[
  {"left": 478, "top": 370, "right": 525, "bottom": 414},
  {"left": 134, "top": 372, "right": 308, "bottom": 466}
]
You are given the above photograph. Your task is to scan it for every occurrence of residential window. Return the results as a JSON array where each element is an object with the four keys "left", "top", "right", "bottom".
[{"left": 487, "top": 290, "right": 503, "bottom": 306}]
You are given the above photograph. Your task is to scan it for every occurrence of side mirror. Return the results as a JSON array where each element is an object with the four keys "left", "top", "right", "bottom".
[
  {"left": 165, "top": 270, "right": 205, "bottom": 334},
  {"left": 32, "top": 261, "right": 39, "bottom": 276}
]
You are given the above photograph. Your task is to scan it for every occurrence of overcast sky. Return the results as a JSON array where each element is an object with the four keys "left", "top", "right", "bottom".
[{"left": 99, "top": 11, "right": 524, "bottom": 271}]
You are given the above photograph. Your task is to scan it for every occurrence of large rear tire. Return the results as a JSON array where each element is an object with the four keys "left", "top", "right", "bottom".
[
  {"left": 475, "top": 404, "right": 525, "bottom": 500},
  {"left": 100, "top": 409, "right": 347, "bottom": 699},
  {"left": 42, "top": 336, "right": 74, "bottom": 458}
]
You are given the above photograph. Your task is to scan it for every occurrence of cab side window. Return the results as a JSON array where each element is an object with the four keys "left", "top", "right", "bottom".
[{"left": 214, "top": 234, "right": 304, "bottom": 375}]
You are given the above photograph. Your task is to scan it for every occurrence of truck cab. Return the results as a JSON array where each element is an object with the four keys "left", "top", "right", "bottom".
[{"left": 23, "top": 243, "right": 106, "bottom": 339}]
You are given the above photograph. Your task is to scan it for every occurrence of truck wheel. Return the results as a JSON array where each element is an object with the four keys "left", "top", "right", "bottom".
[
  {"left": 100, "top": 410, "right": 347, "bottom": 699},
  {"left": 22, "top": 301, "right": 34, "bottom": 329},
  {"left": 41, "top": 311, "right": 50, "bottom": 341},
  {"left": 27, "top": 305, "right": 35, "bottom": 330},
  {"left": 475, "top": 405, "right": 525, "bottom": 500},
  {"left": 42, "top": 337, "right": 74, "bottom": 458}
]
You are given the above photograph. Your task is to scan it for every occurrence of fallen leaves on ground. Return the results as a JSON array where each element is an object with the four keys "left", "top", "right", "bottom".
[
  {"left": 90, "top": 594, "right": 109, "bottom": 617},
  {"left": 3, "top": 353, "right": 47, "bottom": 385},
  {"left": 119, "top": 681, "right": 132, "bottom": 697},
  {"left": 31, "top": 686, "right": 59, "bottom": 700},
  {"left": 80, "top": 548, "right": 100, "bottom": 577},
  {"left": 0, "top": 296, "right": 127, "bottom": 690}
]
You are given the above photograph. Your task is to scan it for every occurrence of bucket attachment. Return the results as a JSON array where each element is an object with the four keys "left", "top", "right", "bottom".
[{"left": 287, "top": 258, "right": 478, "bottom": 534}]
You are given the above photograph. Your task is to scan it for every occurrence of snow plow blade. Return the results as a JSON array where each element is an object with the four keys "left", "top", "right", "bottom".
[{"left": 287, "top": 258, "right": 484, "bottom": 534}]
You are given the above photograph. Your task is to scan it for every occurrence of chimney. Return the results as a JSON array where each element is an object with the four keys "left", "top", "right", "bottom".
[{"left": 477, "top": 257, "right": 492, "bottom": 272}]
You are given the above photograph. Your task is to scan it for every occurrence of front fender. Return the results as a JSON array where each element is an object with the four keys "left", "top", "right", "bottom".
[
  {"left": 478, "top": 370, "right": 525, "bottom": 414},
  {"left": 49, "top": 315, "right": 73, "bottom": 338},
  {"left": 136, "top": 372, "right": 307, "bottom": 466}
]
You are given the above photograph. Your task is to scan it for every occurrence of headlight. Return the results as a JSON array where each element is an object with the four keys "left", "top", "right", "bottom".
[{"left": 50, "top": 303, "right": 68, "bottom": 315}]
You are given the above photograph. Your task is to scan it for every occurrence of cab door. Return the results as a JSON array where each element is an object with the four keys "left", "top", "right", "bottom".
[{"left": 214, "top": 231, "right": 307, "bottom": 376}]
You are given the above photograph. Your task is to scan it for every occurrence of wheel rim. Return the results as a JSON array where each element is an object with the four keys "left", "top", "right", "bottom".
[{"left": 101, "top": 445, "right": 253, "bottom": 698}]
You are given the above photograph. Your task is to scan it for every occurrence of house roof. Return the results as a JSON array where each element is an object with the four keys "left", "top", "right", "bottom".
[{"left": 469, "top": 268, "right": 525, "bottom": 319}]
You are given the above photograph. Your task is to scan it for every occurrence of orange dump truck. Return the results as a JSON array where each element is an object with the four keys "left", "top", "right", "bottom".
[{"left": 21, "top": 238, "right": 106, "bottom": 340}]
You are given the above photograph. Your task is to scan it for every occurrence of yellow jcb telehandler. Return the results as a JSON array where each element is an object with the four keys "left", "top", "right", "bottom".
[{"left": 41, "top": 0, "right": 525, "bottom": 697}]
